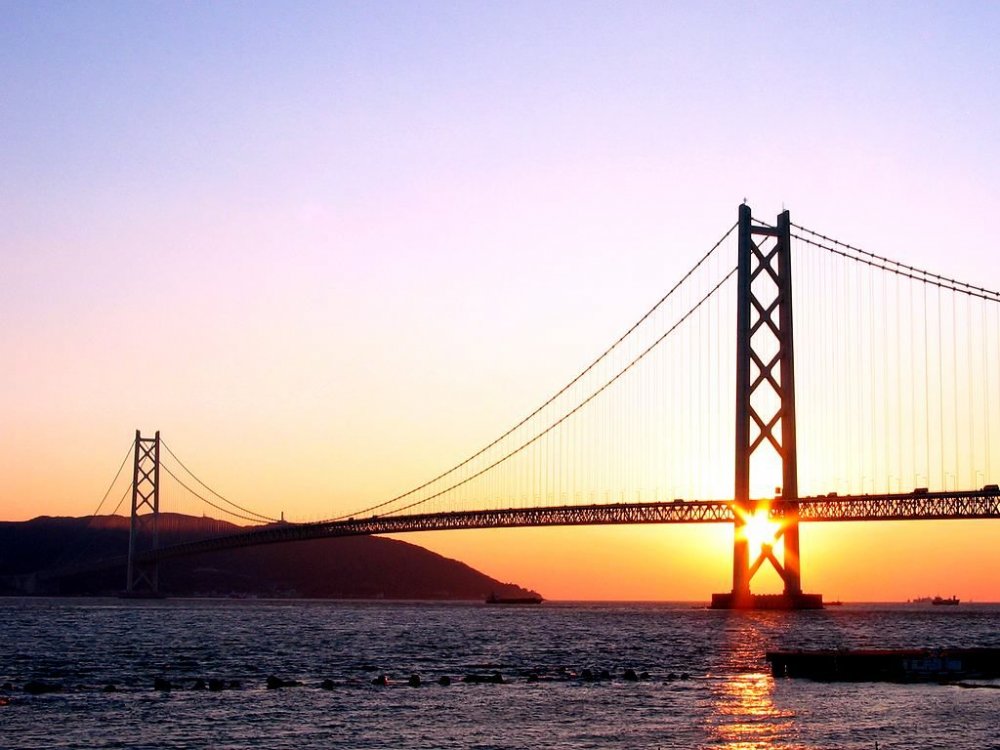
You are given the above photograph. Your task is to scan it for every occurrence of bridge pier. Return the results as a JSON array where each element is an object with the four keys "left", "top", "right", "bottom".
[
  {"left": 711, "top": 592, "right": 823, "bottom": 610},
  {"left": 712, "top": 205, "right": 822, "bottom": 610}
]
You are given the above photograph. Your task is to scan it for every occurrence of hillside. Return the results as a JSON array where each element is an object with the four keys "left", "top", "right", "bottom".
[{"left": 0, "top": 514, "right": 540, "bottom": 600}]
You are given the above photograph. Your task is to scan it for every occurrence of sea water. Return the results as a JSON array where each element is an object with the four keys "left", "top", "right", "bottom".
[{"left": 0, "top": 598, "right": 996, "bottom": 749}]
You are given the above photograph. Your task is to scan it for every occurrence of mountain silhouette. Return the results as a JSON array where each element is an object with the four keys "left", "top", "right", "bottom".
[{"left": 0, "top": 514, "right": 539, "bottom": 600}]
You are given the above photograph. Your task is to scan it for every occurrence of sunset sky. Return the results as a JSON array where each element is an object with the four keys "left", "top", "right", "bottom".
[{"left": 2, "top": 2, "right": 999, "bottom": 601}]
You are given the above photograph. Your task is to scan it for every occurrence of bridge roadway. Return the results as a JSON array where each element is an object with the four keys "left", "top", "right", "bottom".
[
  {"left": 32, "top": 489, "right": 997, "bottom": 582},
  {"left": 140, "top": 488, "right": 999, "bottom": 564}
]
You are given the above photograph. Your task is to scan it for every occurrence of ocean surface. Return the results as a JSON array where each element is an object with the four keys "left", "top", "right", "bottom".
[{"left": 0, "top": 598, "right": 997, "bottom": 749}]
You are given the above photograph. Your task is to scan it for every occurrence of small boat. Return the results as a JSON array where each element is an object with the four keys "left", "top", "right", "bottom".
[
  {"left": 485, "top": 592, "right": 543, "bottom": 605},
  {"left": 932, "top": 596, "right": 959, "bottom": 606}
]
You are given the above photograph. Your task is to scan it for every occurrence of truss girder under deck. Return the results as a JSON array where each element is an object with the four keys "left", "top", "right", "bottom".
[{"left": 134, "top": 490, "right": 999, "bottom": 564}]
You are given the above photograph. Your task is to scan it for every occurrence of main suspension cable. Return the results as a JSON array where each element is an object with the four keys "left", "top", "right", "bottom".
[
  {"left": 159, "top": 460, "right": 277, "bottom": 525},
  {"left": 108, "top": 482, "right": 132, "bottom": 518},
  {"left": 379, "top": 266, "right": 738, "bottom": 518},
  {"left": 40, "top": 438, "right": 135, "bottom": 571},
  {"left": 335, "top": 223, "right": 738, "bottom": 520},
  {"left": 160, "top": 440, "right": 279, "bottom": 523},
  {"left": 793, "top": 223, "right": 1000, "bottom": 301},
  {"left": 89, "top": 439, "right": 135, "bottom": 518}
]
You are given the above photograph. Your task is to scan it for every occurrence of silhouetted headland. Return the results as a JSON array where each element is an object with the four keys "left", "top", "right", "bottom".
[{"left": 0, "top": 514, "right": 540, "bottom": 600}]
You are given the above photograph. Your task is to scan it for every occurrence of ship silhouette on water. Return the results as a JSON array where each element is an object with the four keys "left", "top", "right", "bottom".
[
  {"left": 909, "top": 595, "right": 960, "bottom": 605},
  {"left": 485, "top": 592, "right": 543, "bottom": 605},
  {"left": 931, "top": 595, "right": 960, "bottom": 606}
]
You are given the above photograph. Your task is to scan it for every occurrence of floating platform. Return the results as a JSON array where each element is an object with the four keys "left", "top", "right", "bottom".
[
  {"left": 710, "top": 592, "right": 823, "bottom": 610},
  {"left": 767, "top": 648, "right": 1000, "bottom": 682}
]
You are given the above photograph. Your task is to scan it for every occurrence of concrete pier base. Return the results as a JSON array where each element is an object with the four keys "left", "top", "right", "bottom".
[{"left": 710, "top": 592, "right": 824, "bottom": 610}]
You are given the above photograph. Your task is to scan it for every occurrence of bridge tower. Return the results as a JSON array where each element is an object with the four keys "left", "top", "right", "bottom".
[
  {"left": 126, "top": 430, "right": 161, "bottom": 596},
  {"left": 712, "top": 205, "right": 822, "bottom": 609}
]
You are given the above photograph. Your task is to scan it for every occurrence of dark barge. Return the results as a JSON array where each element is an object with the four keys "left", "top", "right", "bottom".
[
  {"left": 766, "top": 648, "right": 1000, "bottom": 682},
  {"left": 485, "top": 593, "right": 543, "bottom": 605}
]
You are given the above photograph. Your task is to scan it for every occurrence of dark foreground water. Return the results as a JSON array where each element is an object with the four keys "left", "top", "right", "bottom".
[{"left": 0, "top": 599, "right": 997, "bottom": 749}]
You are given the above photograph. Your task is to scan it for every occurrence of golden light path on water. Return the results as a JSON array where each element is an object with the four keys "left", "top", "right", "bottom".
[
  {"left": 708, "top": 672, "right": 798, "bottom": 749},
  {"left": 704, "top": 616, "right": 800, "bottom": 750}
]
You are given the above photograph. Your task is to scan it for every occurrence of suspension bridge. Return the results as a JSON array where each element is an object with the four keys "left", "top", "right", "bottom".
[{"left": 38, "top": 205, "right": 1000, "bottom": 607}]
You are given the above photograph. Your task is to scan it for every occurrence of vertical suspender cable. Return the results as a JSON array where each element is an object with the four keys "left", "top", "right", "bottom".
[
  {"left": 854, "top": 259, "right": 862, "bottom": 490},
  {"left": 984, "top": 302, "right": 992, "bottom": 483},
  {"left": 699, "top": 264, "right": 705, "bottom": 497},
  {"left": 909, "top": 279, "right": 917, "bottom": 486},
  {"left": 849, "top": 255, "right": 857, "bottom": 490},
  {"left": 715, "top": 252, "right": 722, "bottom": 496},
  {"left": 967, "top": 294, "right": 975, "bottom": 490},
  {"left": 989, "top": 305, "right": 1000, "bottom": 482},
  {"left": 923, "top": 282, "right": 931, "bottom": 486},
  {"left": 937, "top": 286, "right": 944, "bottom": 487},
  {"left": 685, "top": 277, "right": 690, "bottom": 500},
  {"left": 868, "top": 262, "right": 877, "bottom": 491},
  {"left": 953, "top": 293, "right": 960, "bottom": 486},
  {"left": 898, "top": 272, "right": 905, "bottom": 488},
  {"left": 882, "top": 268, "right": 890, "bottom": 490},
  {"left": 833, "top": 246, "right": 841, "bottom": 489}
]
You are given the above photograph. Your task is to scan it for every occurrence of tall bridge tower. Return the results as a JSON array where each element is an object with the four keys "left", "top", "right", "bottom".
[
  {"left": 126, "top": 430, "right": 161, "bottom": 596},
  {"left": 712, "top": 205, "right": 822, "bottom": 609}
]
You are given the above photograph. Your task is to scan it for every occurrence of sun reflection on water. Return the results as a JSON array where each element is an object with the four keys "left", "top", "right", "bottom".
[
  {"left": 702, "top": 614, "right": 805, "bottom": 749},
  {"left": 706, "top": 671, "right": 798, "bottom": 749}
]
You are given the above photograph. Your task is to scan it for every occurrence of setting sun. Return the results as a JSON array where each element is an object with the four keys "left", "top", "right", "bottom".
[{"left": 738, "top": 508, "right": 782, "bottom": 560}]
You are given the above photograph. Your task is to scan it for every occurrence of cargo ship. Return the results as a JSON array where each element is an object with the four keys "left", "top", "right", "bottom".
[
  {"left": 931, "top": 595, "right": 959, "bottom": 606},
  {"left": 909, "top": 595, "right": 960, "bottom": 605}
]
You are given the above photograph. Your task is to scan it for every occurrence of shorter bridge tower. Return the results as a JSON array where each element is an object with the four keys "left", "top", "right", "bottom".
[
  {"left": 712, "top": 205, "right": 822, "bottom": 609},
  {"left": 126, "top": 430, "right": 161, "bottom": 596}
]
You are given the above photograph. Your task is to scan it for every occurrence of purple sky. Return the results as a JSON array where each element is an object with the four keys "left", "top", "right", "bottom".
[{"left": 2, "top": 2, "right": 999, "bottom": 598}]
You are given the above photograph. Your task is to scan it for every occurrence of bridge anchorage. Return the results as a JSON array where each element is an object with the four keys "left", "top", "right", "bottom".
[{"left": 711, "top": 206, "right": 821, "bottom": 610}]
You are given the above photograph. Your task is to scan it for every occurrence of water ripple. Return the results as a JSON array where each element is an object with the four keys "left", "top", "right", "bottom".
[{"left": 0, "top": 599, "right": 996, "bottom": 749}]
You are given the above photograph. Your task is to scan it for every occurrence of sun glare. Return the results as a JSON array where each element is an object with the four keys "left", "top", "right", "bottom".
[{"left": 740, "top": 509, "right": 781, "bottom": 559}]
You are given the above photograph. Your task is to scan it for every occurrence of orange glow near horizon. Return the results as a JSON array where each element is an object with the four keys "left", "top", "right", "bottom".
[{"left": 3, "top": 5, "right": 1000, "bottom": 605}]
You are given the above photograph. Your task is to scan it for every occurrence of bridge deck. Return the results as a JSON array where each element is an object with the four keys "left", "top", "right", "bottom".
[
  {"left": 36, "top": 489, "right": 998, "bottom": 579},
  {"left": 141, "top": 489, "right": 998, "bottom": 564}
]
